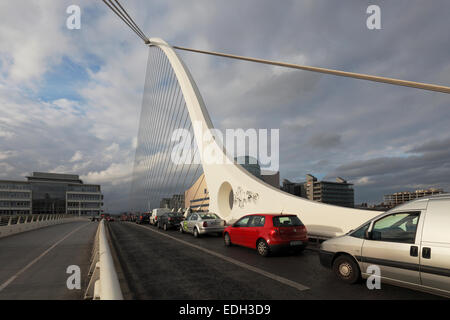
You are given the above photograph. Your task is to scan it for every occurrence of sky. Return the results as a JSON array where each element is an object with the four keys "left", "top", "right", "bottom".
[{"left": 0, "top": 0, "right": 449, "bottom": 212}]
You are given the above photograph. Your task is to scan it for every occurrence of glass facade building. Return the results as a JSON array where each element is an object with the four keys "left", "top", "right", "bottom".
[{"left": 0, "top": 172, "right": 103, "bottom": 215}]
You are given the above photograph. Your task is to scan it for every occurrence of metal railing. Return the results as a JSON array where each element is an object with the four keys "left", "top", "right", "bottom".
[
  {"left": 0, "top": 214, "right": 83, "bottom": 238},
  {"left": 85, "top": 219, "right": 123, "bottom": 300}
]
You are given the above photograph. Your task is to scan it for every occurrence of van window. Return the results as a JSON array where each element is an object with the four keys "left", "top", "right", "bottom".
[
  {"left": 371, "top": 212, "right": 420, "bottom": 244},
  {"left": 350, "top": 223, "right": 370, "bottom": 239}
]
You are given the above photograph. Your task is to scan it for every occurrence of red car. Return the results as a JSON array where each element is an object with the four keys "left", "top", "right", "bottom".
[{"left": 223, "top": 214, "right": 308, "bottom": 256}]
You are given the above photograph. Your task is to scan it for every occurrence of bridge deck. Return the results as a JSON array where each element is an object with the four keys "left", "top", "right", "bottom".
[
  {"left": 108, "top": 222, "right": 438, "bottom": 300},
  {"left": 0, "top": 221, "right": 97, "bottom": 300}
]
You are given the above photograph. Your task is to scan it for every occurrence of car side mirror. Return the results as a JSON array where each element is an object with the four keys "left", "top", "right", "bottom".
[
  {"left": 365, "top": 230, "right": 372, "bottom": 240},
  {"left": 372, "top": 230, "right": 382, "bottom": 241},
  {"left": 232, "top": 224, "right": 239, "bottom": 228}
]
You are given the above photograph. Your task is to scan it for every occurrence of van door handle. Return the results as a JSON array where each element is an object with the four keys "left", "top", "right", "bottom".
[
  {"left": 422, "top": 247, "right": 431, "bottom": 259},
  {"left": 410, "top": 246, "right": 418, "bottom": 257}
]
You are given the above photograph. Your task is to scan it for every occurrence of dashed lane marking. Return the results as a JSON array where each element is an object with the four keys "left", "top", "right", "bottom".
[
  {"left": 0, "top": 222, "right": 89, "bottom": 292},
  {"left": 132, "top": 223, "right": 310, "bottom": 292}
]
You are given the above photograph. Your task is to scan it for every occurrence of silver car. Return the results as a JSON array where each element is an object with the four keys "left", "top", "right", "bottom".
[
  {"left": 320, "top": 195, "right": 450, "bottom": 298},
  {"left": 179, "top": 212, "right": 225, "bottom": 237}
]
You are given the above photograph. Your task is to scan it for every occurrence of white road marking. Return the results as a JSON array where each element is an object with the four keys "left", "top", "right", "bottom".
[
  {"left": 133, "top": 223, "right": 310, "bottom": 292},
  {"left": 0, "top": 222, "right": 89, "bottom": 292}
]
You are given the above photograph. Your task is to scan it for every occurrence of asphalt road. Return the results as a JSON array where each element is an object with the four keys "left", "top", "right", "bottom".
[
  {"left": 0, "top": 220, "right": 97, "bottom": 300},
  {"left": 108, "top": 221, "right": 440, "bottom": 300}
]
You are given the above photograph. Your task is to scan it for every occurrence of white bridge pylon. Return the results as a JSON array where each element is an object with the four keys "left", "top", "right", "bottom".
[{"left": 150, "top": 38, "right": 380, "bottom": 238}]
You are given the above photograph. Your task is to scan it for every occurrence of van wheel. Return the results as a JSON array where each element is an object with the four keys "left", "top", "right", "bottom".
[
  {"left": 224, "top": 233, "right": 232, "bottom": 246},
  {"left": 193, "top": 228, "right": 200, "bottom": 238},
  {"left": 333, "top": 255, "right": 360, "bottom": 284},
  {"left": 257, "top": 239, "right": 270, "bottom": 257}
]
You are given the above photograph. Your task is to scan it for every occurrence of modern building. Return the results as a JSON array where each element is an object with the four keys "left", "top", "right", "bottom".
[
  {"left": 384, "top": 188, "right": 444, "bottom": 208},
  {"left": 304, "top": 174, "right": 354, "bottom": 208},
  {"left": 282, "top": 174, "right": 354, "bottom": 208},
  {"left": 0, "top": 180, "right": 32, "bottom": 215},
  {"left": 281, "top": 179, "right": 306, "bottom": 197},
  {"left": 185, "top": 173, "right": 209, "bottom": 212},
  {"left": 0, "top": 172, "right": 103, "bottom": 215}
]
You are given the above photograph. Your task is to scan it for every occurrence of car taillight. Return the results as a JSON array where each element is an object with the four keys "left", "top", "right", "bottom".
[
  {"left": 140, "top": 216, "right": 143, "bottom": 219},
  {"left": 270, "top": 228, "right": 279, "bottom": 237},
  {"left": 203, "top": 221, "right": 208, "bottom": 227}
]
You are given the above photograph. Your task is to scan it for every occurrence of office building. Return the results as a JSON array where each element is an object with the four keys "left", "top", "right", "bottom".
[
  {"left": 304, "top": 174, "right": 354, "bottom": 208},
  {"left": 0, "top": 180, "right": 32, "bottom": 215},
  {"left": 185, "top": 173, "right": 209, "bottom": 212},
  {"left": 281, "top": 179, "right": 306, "bottom": 197},
  {"left": 0, "top": 172, "right": 103, "bottom": 215},
  {"left": 384, "top": 188, "right": 444, "bottom": 207},
  {"left": 282, "top": 174, "right": 354, "bottom": 208}
]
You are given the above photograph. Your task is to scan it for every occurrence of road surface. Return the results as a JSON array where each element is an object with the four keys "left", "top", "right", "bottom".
[
  {"left": 0, "top": 220, "right": 97, "bottom": 300},
  {"left": 108, "top": 222, "right": 439, "bottom": 300}
]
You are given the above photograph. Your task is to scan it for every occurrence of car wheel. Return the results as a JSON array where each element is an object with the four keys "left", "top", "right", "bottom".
[
  {"left": 256, "top": 239, "right": 270, "bottom": 257},
  {"left": 193, "top": 228, "right": 200, "bottom": 238},
  {"left": 333, "top": 255, "right": 361, "bottom": 284},
  {"left": 224, "top": 233, "right": 232, "bottom": 246},
  {"left": 163, "top": 223, "right": 167, "bottom": 231},
  {"left": 179, "top": 225, "right": 184, "bottom": 233}
]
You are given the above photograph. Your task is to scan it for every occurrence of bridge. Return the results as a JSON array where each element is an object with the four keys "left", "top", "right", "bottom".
[
  {"left": 0, "top": 218, "right": 439, "bottom": 300},
  {"left": 1, "top": 1, "right": 449, "bottom": 301}
]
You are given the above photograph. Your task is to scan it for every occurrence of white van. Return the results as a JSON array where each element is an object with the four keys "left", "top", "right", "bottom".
[
  {"left": 150, "top": 208, "right": 172, "bottom": 226},
  {"left": 320, "top": 194, "right": 450, "bottom": 298}
]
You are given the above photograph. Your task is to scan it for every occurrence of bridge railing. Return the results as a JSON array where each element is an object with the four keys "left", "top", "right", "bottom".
[
  {"left": 85, "top": 219, "right": 123, "bottom": 300},
  {"left": 0, "top": 214, "right": 85, "bottom": 238}
]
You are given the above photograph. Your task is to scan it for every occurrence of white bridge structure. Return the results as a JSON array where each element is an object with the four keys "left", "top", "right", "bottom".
[{"left": 131, "top": 38, "right": 381, "bottom": 238}]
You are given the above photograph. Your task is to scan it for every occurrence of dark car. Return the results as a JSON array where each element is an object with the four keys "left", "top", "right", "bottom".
[
  {"left": 223, "top": 214, "right": 308, "bottom": 256},
  {"left": 158, "top": 212, "right": 184, "bottom": 231},
  {"left": 136, "top": 213, "right": 150, "bottom": 224}
]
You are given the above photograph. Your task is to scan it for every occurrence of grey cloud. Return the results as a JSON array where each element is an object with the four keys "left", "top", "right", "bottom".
[{"left": 308, "top": 133, "right": 342, "bottom": 149}]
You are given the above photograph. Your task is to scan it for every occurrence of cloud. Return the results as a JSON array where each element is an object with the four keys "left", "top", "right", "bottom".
[
  {"left": 308, "top": 133, "right": 342, "bottom": 149},
  {"left": 0, "top": 0, "right": 450, "bottom": 211},
  {"left": 70, "top": 151, "right": 83, "bottom": 162}
]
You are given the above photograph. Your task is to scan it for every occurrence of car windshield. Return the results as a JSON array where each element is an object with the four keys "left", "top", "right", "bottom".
[
  {"left": 199, "top": 213, "right": 220, "bottom": 220},
  {"left": 273, "top": 215, "right": 303, "bottom": 227}
]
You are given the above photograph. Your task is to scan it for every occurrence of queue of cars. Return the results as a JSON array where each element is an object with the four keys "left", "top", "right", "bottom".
[{"left": 121, "top": 194, "right": 449, "bottom": 297}]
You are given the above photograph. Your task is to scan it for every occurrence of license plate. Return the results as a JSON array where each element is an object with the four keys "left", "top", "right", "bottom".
[{"left": 290, "top": 241, "right": 303, "bottom": 246}]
